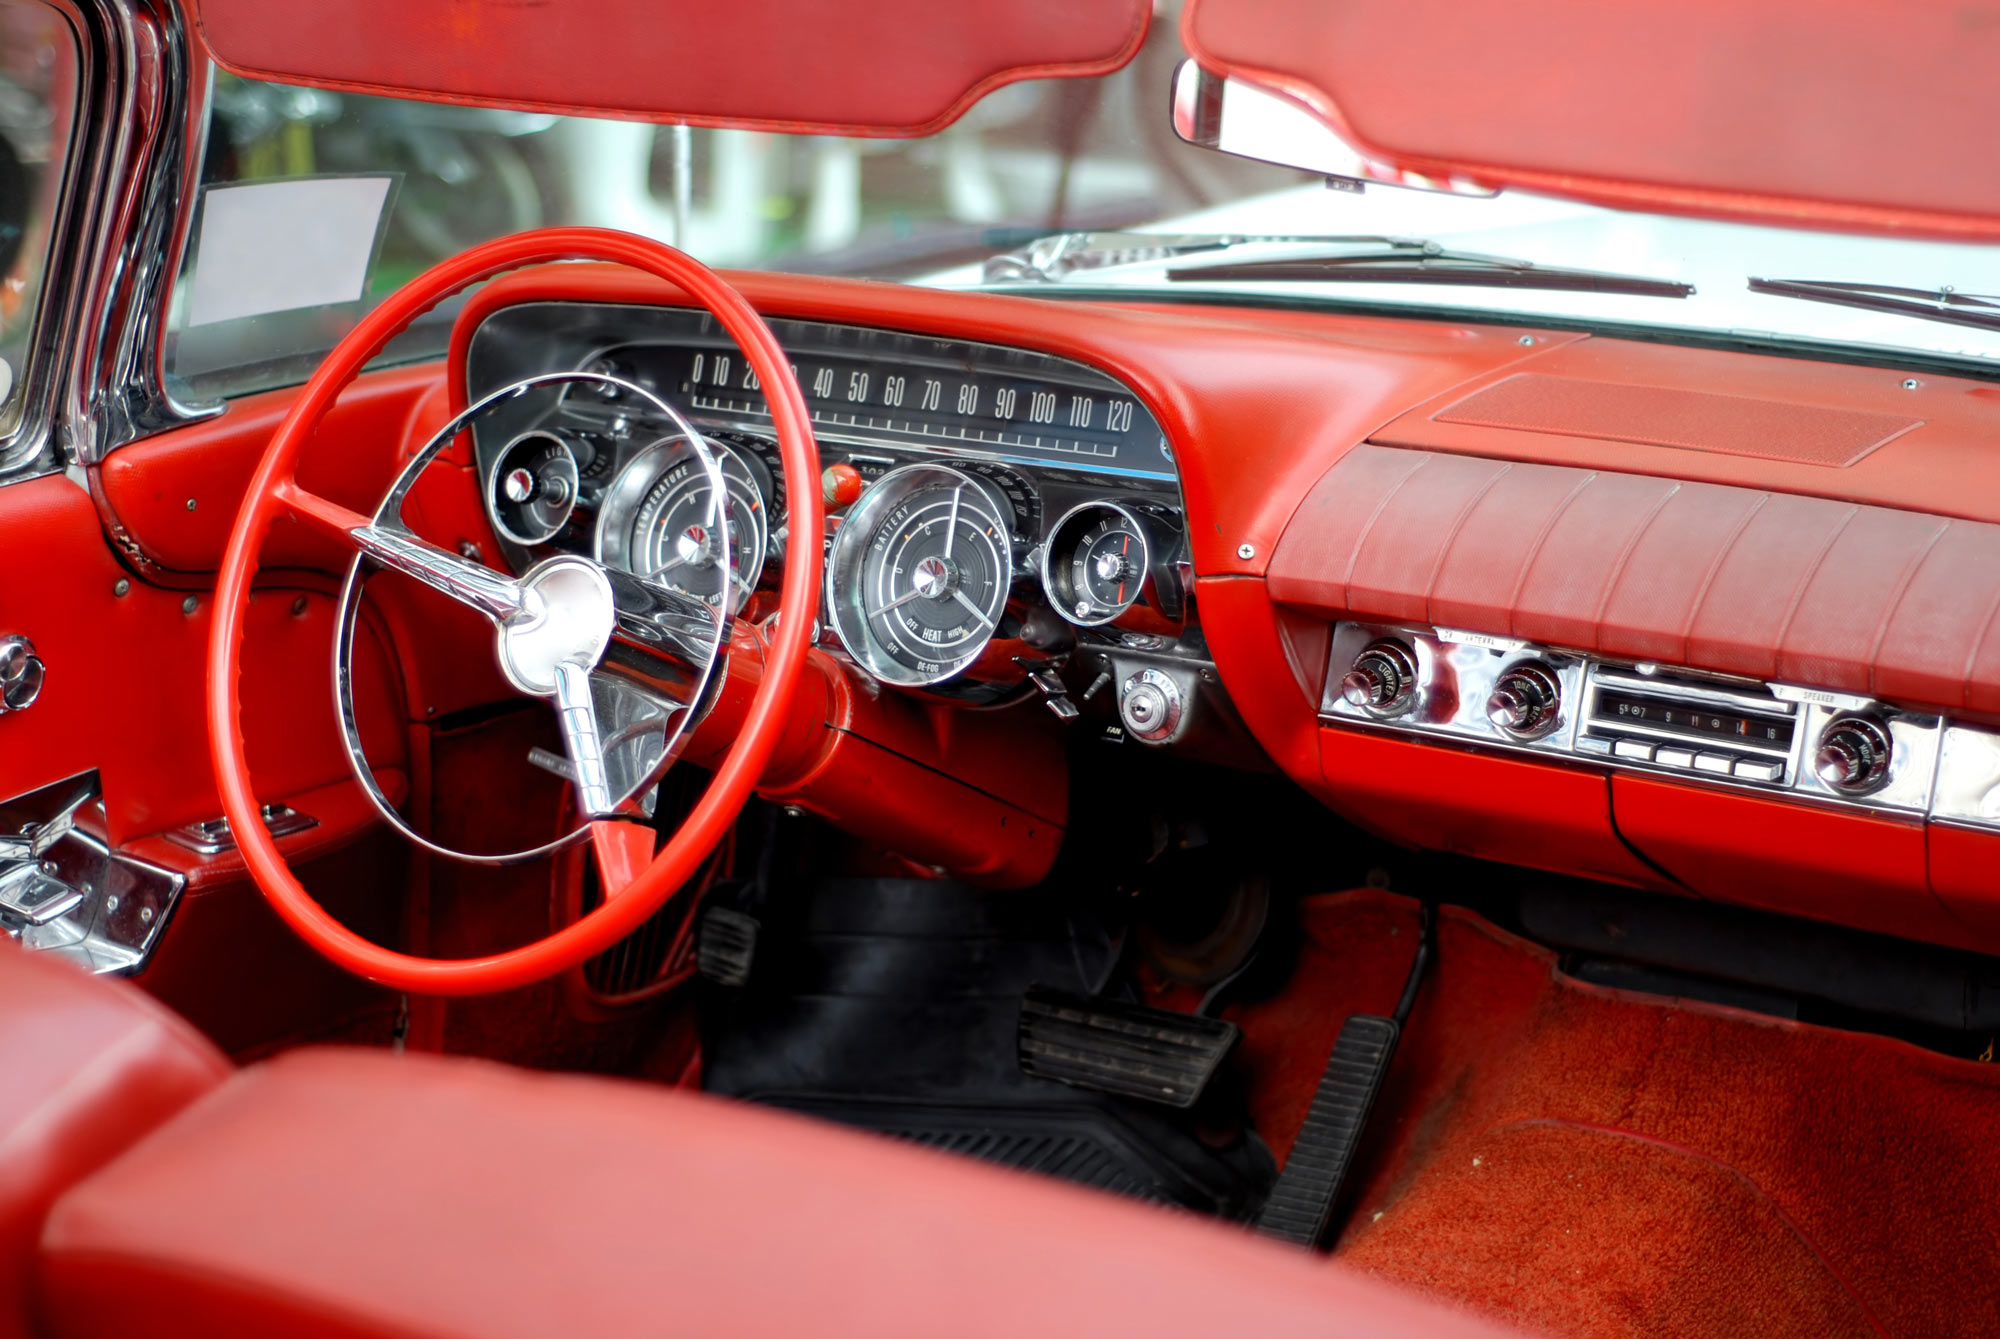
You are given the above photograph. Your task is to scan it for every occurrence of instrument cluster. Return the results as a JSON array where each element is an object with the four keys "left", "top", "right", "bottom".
[{"left": 464, "top": 305, "right": 1193, "bottom": 704}]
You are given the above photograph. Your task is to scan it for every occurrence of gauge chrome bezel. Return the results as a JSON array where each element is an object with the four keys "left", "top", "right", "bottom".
[
  {"left": 826, "top": 462, "right": 1015, "bottom": 687},
  {"left": 1040, "top": 499, "right": 1154, "bottom": 627},
  {"left": 595, "top": 434, "right": 769, "bottom": 615},
  {"left": 486, "top": 430, "right": 582, "bottom": 547}
]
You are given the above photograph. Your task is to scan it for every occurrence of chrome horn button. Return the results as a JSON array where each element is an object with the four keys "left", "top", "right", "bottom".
[{"left": 494, "top": 556, "right": 617, "bottom": 697}]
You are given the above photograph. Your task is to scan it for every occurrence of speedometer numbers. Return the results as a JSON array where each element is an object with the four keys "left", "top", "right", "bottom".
[
  {"left": 596, "top": 435, "right": 769, "bottom": 614},
  {"left": 1041, "top": 501, "right": 1160, "bottom": 627},
  {"left": 827, "top": 464, "right": 1014, "bottom": 687}
]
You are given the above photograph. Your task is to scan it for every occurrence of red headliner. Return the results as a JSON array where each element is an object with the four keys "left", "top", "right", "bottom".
[
  {"left": 1183, "top": 0, "right": 2000, "bottom": 239},
  {"left": 187, "top": 0, "right": 1150, "bottom": 138}
]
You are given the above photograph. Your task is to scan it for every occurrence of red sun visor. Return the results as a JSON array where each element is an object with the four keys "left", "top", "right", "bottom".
[
  {"left": 188, "top": 0, "right": 1149, "bottom": 137},
  {"left": 1183, "top": 0, "right": 2000, "bottom": 239}
]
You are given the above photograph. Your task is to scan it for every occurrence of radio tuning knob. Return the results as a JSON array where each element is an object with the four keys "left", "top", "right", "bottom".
[
  {"left": 1340, "top": 639, "right": 1420, "bottom": 717},
  {"left": 1814, "top": 715, "right": 1893, "bottom": 794},
  {"left": 1486, "top": 660, "right": 1564, "bottom": 739}
]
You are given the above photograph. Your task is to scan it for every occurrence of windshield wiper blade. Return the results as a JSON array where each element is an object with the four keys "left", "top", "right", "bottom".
[
  {"left": 1166, "top": 244, "right": 1693, "bottom": 298},
  {"left": 1748, "top": 277, "right": 2000, "bottom": 334},
  {"left": 981, "top": 232, "right": 1419, "bottom": 284}
]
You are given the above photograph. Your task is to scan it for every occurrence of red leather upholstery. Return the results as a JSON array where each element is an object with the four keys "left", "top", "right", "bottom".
[
  {"left": 0, "top": 947, "right": 228, "bottom": 1339},
  {"left": 37, "top": 1049, "right": 1519, "bottom": 1339},
  {"left": 1267, "top": 443, "right": 2000, "bottom": 714}
]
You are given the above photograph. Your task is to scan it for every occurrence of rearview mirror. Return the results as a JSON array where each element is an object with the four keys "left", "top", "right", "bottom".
[{"left": 1169, "top": 60, "right": 1493, "bottom": 197}]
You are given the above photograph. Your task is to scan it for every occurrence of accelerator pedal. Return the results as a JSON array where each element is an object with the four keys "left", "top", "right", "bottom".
[
  {"left": 1018, "top": 986, "right": 1239, "bottom": 1109},
  {"left": 1253, "top": 1013, "right": 1399, "bottom": 1245}
]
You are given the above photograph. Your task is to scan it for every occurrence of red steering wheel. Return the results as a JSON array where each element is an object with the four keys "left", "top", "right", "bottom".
[{"left": 205, "top": 229, "right": 823, "bottom": 996}]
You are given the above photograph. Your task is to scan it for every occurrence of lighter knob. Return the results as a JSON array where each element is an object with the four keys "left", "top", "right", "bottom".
[{"left": 1339, "top": 639, "right": 1420, "bottom": 717}]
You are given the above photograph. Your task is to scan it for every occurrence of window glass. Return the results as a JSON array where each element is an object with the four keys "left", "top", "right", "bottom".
[
  {"left": 163, "top": 18, "right": 1305, "bottom": 402},
  {"left": 0, "top": 0, "right": 77, "bottom": 437}
]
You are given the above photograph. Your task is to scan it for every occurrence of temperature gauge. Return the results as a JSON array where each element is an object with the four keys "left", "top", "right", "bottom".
[{"left": 1041, "top": 501, "right": 1155, "bottom": 627}]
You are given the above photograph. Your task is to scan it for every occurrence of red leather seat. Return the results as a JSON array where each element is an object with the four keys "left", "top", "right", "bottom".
[
  {"left": 0, "top": 945, "right": 228, "bottom": 1339},
  {"left": 35, "top": 1047, "right": 1520, "bottom": 1339}
]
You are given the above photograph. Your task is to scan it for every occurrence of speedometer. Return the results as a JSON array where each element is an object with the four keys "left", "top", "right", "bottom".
[
  {"left": 827, "top": 463, "right": 1014, "bottom": 686},
  {"left": 596, "top": 434, "right": 769, "bottom": 614}
]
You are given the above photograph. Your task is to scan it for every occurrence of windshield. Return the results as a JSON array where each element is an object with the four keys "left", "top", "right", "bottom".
[
  {"left": 165, "top": 10, "right": 2000, "bottom": 402},
  {"left": 166, "top": 22, "right": 1307, "bottom": 402}
]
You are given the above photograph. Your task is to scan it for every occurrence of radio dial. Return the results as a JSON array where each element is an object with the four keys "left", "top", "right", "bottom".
[
  {"left": 1814, "top": 716, "right": 1893, "bottom": 794},
  {"left": 1340, "top": 639, "right": 1420, "bottom": 717},
  {"left": 1487, "top": 661, "right": 1564, "bottom": 740}
]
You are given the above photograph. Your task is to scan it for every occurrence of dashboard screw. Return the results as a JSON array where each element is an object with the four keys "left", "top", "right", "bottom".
[
  {"left": 1518, "top": 335, "right": 1536, "bottom": 346},
  {"left": 1236, "top": 543, "right": 1256, "bottom": 560},
  {"left": 185, "top": 498, "right": 196, "bottom": 511},
  {"left": 290, "top": 596, "right": 308, "bottom": 616},
  {"left": 181, "top": 595, "right": 198, "bottom": 615},
  {"left": 457, "top": 540, "right": 484, "bottom": 561},
  {"left": 1902, "top": 378, "right": 1921, "bottom": 390},
  {"left": 112, "top": 578, "right": 130, "bottom": 597}
]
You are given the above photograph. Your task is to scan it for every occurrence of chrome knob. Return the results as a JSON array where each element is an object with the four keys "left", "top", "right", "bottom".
[
  {"left": 1486, "top": 661, "right": 1563, "bottom": 739},
  {"left": 0, "top": 636, "right": 44, "bottom": 713},
  {"left": 1339, "top": 639, "right": 1419, "bottom": 717},
  {"left": 1814, "top": 716, "right": 1893, "bottom": 794},
  {"left": 502, "top": 467, "right": 537, "bottom": 503},
  {"left": 1119, "top": 668, "right": 1184, "bottom": 743}
]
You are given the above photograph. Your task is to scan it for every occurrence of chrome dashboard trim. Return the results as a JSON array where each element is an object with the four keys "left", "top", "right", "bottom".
[
  {"left": 0, "top": 0, "right": 93, "bottom": 482},
  {"left": 66, "top": 0, "right": 221, "bottom": 467}
]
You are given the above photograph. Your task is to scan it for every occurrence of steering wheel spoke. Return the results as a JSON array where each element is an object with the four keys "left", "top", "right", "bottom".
[
  {"left": 275, "top": 481, "right": 373, "bottom": 544},
  {"left": 552, "top": 659, "right": 615, "bottom": 818},
  {"left": 352, "top": 524, "right": 525, "bottom": 622}
]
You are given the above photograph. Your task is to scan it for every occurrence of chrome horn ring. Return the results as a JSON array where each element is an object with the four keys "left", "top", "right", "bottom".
[{"left": 331, "top": 371, "right": 732, "bottom": 866}]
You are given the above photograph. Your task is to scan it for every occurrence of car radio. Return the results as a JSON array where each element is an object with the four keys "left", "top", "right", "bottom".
[{"left": 1315, "top": 621, "right": 1992, "bottom": 825}]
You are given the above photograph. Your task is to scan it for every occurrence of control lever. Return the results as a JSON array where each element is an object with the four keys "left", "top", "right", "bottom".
[
  {"left": 1014, "top": 654, "right": 1080, "bottom": 719},
  {"left": 0, "top": 777, "right": 98, "bottom": 864},
  {"left": 0, "top": 777, "right": 101, "bottom": 929}
]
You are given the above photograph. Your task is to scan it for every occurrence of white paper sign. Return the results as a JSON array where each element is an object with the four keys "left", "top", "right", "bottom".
[{"left": 185, "top": 176, "right": 393, "bottom": 327}]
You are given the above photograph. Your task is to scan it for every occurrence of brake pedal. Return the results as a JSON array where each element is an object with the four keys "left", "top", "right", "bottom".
[
  {"left": 697, "top": 906, "right": 759, "bottom": 986},
  {"left": 1017, "top": 985, "right": 1239, "bottom": 1109}
]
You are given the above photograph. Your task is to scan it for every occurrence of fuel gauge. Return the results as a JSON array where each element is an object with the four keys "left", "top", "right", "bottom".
[{"left": 1042, "top": 501, "right": 1154, "bottom": 627}]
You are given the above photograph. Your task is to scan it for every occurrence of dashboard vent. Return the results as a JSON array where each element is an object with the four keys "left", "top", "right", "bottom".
[{"left": 1435, "top": 374, "right": 1920, "bottom": 467}]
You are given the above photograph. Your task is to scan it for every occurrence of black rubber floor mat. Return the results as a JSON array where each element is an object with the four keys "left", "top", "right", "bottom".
[
  {"left": 702, "top": 878, "right": 1273, "bottom": 1219},
  {"left": 774, "top": 1097, "right": 1239, "bottom": 1206}
]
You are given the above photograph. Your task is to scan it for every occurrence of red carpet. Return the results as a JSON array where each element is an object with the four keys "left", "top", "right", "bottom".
[{"left": 1231, "top": 892, "right": 2000, "bottom": 1339}]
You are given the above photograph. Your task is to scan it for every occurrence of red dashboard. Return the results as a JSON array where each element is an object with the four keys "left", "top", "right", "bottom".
[{"left": 76, "top": 266, "right": 2000, "bottom": 964}]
